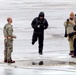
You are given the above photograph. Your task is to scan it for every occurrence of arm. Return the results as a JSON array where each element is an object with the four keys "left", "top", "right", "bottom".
[
  {"left": 44, "top": 19, "right": 48, "bottom": 29},
  {"left": 64, "top": 21, "right": 68, "bottom": 28},
  {"left": 69, "top": 20, "right": 75, "bottom": 25},
  {"left": 7, "top": 26, "right": 16, "bottom": 38},
  {"left": 31, "top": 18, "right": 38, "bottom": 29},
  {"left": 3, "top": 25, "right": 7, "bottom": 37}
]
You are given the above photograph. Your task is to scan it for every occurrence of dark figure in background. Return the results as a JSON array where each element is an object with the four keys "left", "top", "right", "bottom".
[{"left": 31, "top": 12, "right": 48, "bottom": 55}]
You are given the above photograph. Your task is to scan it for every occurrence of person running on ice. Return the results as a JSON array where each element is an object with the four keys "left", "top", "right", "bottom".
[{"left": 31, "top": 12, "right": 48, "bottom": 55}]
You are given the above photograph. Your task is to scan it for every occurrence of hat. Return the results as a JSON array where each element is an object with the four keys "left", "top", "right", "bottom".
[{"left": 39, "top": 12, "right": 45, "bottom": 17}]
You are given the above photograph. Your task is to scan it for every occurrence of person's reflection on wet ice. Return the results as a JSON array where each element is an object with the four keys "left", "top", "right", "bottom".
[
  {"left": 32, "top": 61, "right": 44, "bottom": 65},
  {"left": 39, "top": 61, "right": 44, "bottom": 65}
]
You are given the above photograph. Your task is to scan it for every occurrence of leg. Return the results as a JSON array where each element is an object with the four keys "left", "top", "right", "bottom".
[
  {"left": 38, "top": 33, "right": 44, "bottom": 55},
  {"left": 32, "top": 33, "right": 37, "bottom": 45},
  {"left": 68, "top": 37, "right": 74, "bottom": 55},
  {"left": 7, "top": 39, "right": 15, "bottom": 63},
  {"left": 4, "top": 39, "right": 8, "bottom": 62},
  {"left": 71, "top": 38, "right": 76, "bottom": 58},
  {"left": 73, "top": 38, "right": 76, "bottom": 56}
]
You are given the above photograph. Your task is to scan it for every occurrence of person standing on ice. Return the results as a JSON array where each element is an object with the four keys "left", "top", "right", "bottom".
[
  {"left": 31, "top": 12, "right": 48, "bottom": 55},
  {"left": 64, "top": 12, "right": 75, "bottom": 55},
  {"left": 68, "top": 26, "right": 76, "bottom": 58},
  {"left": 3, "top": 18, "right": 16, "bottom": 63}
]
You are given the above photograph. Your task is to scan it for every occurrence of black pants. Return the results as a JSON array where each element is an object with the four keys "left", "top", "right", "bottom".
[
  {"left": 74, "top": 38, "right": 76, "bottom": 56},
  {"left": 32, "top": 32, "right": 44, "bottom": 53}
]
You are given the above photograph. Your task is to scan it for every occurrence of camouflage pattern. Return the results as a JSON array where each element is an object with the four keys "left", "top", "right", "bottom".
[{"left": 3, "top": 23, "right": 14, "bottom": 61}]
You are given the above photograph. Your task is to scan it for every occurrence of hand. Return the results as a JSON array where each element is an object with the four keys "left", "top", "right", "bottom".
[
  {"left": 37, "top": 25, "right": 40, "bottom": 28},
  {"left": 8, "top": 37, "right": 12, "bottom": 39},
  {"left": 13, "top": 35, "right": 17, "bottom": 39}
]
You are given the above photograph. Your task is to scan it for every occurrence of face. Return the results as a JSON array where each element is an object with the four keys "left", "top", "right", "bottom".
[
  {"left": 9, "top": 18, "right": 12, "bottom": 23},
  {"left": 39, "top": 17, "right": 44, "bottom": 20},
  {"left": 70, "top": 15, "right": 74, "bottom": 18}
]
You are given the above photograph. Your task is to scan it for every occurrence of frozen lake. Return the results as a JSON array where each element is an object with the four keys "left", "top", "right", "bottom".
[{"left": 0, "top": 0, "right": 76, "bottom": 75}]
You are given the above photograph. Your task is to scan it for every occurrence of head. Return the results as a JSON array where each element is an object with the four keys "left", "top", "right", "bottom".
[
  {"left": 38, "top": 12, "right": 45, "bottom": 20},
  {"left": 7, "top": 18, "right": 12, "bottom": 24},
  {"left": 70, "top": 12, "right": 74, "bottom": 19}
]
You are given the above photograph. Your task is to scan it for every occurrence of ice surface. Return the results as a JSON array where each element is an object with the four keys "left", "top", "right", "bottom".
[{"left": 0, "top": 0, "right": 76, "bottom": 75}]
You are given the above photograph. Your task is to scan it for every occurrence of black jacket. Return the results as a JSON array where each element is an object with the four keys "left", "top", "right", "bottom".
[{"left": 31, "top": 17, "right": 48, "bottom": 33}]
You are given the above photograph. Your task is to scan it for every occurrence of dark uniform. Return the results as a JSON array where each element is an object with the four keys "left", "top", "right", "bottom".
[{"left": 31, "top": 12, "right": 48, "bottom": 55}]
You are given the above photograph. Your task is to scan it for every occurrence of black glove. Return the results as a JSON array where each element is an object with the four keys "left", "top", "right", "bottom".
[{"left": 37, "top": 25, "right": 40, "bottom": 28}]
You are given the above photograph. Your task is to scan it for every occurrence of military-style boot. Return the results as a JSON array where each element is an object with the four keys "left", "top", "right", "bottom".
[
  {"left": 7, "top": 60, "right": 15, "bottom": 63},
  {"left": 4, "top": 59, "right": 7, "bottom": 63},
  {"left": 69, "top": 51, "right": 74, "bottom": 55},
  {"left": 7, "top": 57, "right": 15, "bottom": 63}
]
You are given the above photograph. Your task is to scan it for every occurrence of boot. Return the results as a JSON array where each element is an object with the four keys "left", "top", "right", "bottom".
[
  {"left": 39, "top": 52, "right": 43, "bottom": 55},
  {"left": 69, "top": 51, "right": 74, "bottom": 55},
  {"left": 39, "top": 49, "right": 43, "bottom": 55},
  {"left": 7, "top": 60, "right": 15, "bottom": 63},
  {"left": 4, "top": 59, "right": 7, "bottom": 63},
  {"left": 71, "top": 55, "right": 76, "bottom": 58}
]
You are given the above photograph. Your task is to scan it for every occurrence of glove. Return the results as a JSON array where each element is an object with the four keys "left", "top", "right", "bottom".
[{"left": 37, "top": 25, "right": 40, "bottom": 28}]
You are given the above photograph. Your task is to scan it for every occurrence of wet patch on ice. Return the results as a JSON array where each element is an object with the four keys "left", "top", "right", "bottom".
[{"left": 0, "top": 59, "right": 76, "bottom": 69}]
